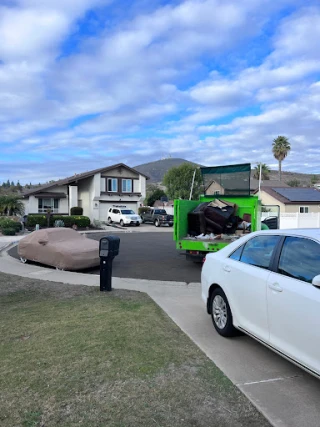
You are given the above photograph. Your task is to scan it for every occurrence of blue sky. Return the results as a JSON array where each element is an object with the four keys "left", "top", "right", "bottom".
[{"left": 0, "top": 0, "right": 320, "bottom": 184}]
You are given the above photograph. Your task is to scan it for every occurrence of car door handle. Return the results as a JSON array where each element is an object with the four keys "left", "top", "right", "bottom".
[
  {"left": 223, "top": 265, "right": 231, "bottom": 273},
  {"left": 268, "top": 283, "right": 283, "bottom": 292}
]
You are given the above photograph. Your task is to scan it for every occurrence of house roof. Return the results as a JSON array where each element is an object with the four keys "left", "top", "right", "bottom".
[
  {"left": 250, "top": 178, "right": 289, "bottom": 190},
  {"left": 23, "top": 163, "right": 149, "bottom": 197},
  {"left": 261, "top": 187, "right": 320, "bottom": 204}
]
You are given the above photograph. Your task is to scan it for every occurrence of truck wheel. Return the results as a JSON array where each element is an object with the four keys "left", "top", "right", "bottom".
[
  {"left": 154, "top": 219, "right": 160, "bottom": 227},
  {"left": 107, "top": 217, "right": 112, "bottom": 224},
  {"left": 120, "top": 220, "right": 125, "bottom": 227}
]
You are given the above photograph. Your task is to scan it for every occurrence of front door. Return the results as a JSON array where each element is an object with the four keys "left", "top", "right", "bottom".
[{"left": 267, "top": 236, "right": 320, "bottom": 375}]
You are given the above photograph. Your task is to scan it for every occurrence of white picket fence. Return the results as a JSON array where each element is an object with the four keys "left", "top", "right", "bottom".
[{"left": 279, "top": 213, "right": 320, "bottom": 229}]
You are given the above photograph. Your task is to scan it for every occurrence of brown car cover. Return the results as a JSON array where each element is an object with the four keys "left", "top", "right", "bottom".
[{"left": 18, "top": 228, "right": 100, "bottom": 270}]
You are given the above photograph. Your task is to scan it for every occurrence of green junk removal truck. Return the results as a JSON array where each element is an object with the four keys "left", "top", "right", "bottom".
[{"left": 173, "top": 163, "right": 279, "bottom": 261}]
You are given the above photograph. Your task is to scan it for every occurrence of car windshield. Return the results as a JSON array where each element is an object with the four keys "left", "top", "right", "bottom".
[
  {"left": 121, "top": 210, "right": 135, "bottom": 214},
  {"left": 155, "top": 210, "right": 167, "bottom": 214}
]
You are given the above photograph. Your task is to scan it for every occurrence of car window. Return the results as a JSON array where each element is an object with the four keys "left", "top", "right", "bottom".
[
  {"left": 229, "top": 245, "right": 243, "bottom": 261},
  {"left": 278, "top": 237, "right": 320, "bottom": 283},
  {"left": 121, "top": 210, "right": 135, "bottom": 214},
  {"left": 240, "top": 235, "right": 280, "bottom": 269}
]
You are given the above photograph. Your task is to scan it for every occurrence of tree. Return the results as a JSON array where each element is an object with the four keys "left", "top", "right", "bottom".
[
  {"left": 253, "top": 163, "right": 270, "bottom": 180},
  {"left": 310, "top": 175, "right": 319, "bottom": 186},
  {"left": 287, "top": 179, "right": 300, "bottom": 187},
  {"left": 145, "top": 188, "right": 167, "bottom": 207},
  {"left": 0, "top": 195, "right": 24, "bottom": 216},
  {"left": 163, "top": 163, "right": 202, "bottom": 200},
  {"left": 272, "top": 136, "right": 291, "bottom": 181}
]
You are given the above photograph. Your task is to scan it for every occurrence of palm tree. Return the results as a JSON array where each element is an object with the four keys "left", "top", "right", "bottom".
[
  {"left": 253, "top": 163, "right": 270, "bottom": 180},
  {"left": 272, "top": 136, "right": 291, "bottom": 181}
]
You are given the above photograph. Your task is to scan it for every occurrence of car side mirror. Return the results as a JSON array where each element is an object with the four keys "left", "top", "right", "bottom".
[
  {"left": 312, "top": 275, "right": 320, "bottom": 288},
  {"left": 38, "top": 239, "right": 48, "bottom": 245}
]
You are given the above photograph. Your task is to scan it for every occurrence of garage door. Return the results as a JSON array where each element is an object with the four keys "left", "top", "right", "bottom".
[{"left": 99, "top": 202, "right": 138, "bottom": 222}]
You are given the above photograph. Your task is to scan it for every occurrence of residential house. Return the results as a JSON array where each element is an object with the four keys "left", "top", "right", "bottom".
[
  {"left": 21, "top": 163, "right": 148, "bottom": 223},
  {"left": 258, "top": 187, "right": 320, "bottom": 214}
]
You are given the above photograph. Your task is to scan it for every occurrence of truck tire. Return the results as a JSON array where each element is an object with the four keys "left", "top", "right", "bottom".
[{"left": 154, "top": 219, "right": 160, "bottom": 227}]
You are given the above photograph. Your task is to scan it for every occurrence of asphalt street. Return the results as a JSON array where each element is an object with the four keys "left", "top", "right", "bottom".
[{"left": 8, "top": 232, "right": 202, "bottom": 282}]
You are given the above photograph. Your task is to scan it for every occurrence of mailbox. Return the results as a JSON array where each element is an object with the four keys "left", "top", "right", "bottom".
[
  {"left": 99, "top": 235, "right": 120, "bottom": 292},
  {"left": 99, "top": 235, "right": 120, "bottom": 258}
]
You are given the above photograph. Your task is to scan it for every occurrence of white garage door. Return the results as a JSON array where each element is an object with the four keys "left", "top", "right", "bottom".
[{"left": 99, "top": 202, "right": 138, "bottom": 222}]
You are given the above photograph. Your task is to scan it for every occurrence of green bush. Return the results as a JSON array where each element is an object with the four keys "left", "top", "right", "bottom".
[
  {"left": 1, "top": 227, "right": 16, "bottom": 236},
  {"left": 138, "top": 207, "right": 150, "bottom": 215},
  {"left": 70, "top": 207, "right": 83, "bottom": 215},
  {"left": 26, "top": 214, "right": 90, "bottom": 229},
  {"left": 26, "top": 215, "right": 47, "bottom": 228},
  {"left": 0, "top": 218, "right": 21, "bottom": 232}
]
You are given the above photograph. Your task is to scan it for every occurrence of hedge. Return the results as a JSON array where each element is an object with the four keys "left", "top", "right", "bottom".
[
  {"left": 26, "top": 215, "right": 90, "bottom": 228},
  {"left": 70, "top": 207, "right": 83, "bottom": 215},
  {"left": 0, "top": 218, "right": 21, "bottom": 232},
  {"left": 1, "top": 227, "right": 16, "bottom": 236}
]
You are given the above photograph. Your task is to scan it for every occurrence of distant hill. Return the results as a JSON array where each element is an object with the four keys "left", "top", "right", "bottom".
[
  {"left": 134, "top": 158, "right": 319, "bottom": 187},
  {"left": 134, "top": 158, "right": 201, "bottom": 183}
]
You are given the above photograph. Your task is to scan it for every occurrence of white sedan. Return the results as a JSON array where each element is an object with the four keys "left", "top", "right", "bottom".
[{"left": 201, "top": 229, "right": 320, "bottom": 378}]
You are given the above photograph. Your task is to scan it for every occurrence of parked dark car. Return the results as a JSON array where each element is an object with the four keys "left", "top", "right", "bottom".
[{"left": 141, "top": 208, "right": 173, "bottom": 227}]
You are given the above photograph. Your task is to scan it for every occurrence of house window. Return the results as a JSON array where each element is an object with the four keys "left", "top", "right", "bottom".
[
  {"left": 214, "top": 190, "right": 220, "bottom": 195},
  {"left": 299, "top": 206, "right": 309, "bottom": 214},
  {"left": 107, "top": 178, "right": 118, "bottom": 192},
  {"left": 122, "top": 179, "right": 132, "bottom": 193},
  {"left": 38, "top": 198, "right": 59, "bottom": 213}
]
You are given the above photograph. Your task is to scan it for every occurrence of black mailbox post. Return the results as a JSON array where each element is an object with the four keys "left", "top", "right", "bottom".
[{"left": 99, "top": 236, "right": 120, "bottom": 292}]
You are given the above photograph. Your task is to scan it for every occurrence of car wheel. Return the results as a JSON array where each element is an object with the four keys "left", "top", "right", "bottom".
[
  {"left": 120, "top": 219, "right": 125, "bottom": 227},
  {"left": 169, "top": 224, "right": 173, "bottom": 227},
  {"left": 210, "top": 288, "right": 237, "bottom": 337},
  {"left": 107, "top": 217, "right": 112, "bottom": 224},
  {"left": 20, "top": 257, "right": 27, "bottom": 264},
  {"left": 136, "top": 222, "right": 140, "bottom": 226},
  {"left": 56, "top": 267, "right": 64, "bottom": 271},
  {"left": 154, "top": 219, "right": 160, "bottom": 227}
]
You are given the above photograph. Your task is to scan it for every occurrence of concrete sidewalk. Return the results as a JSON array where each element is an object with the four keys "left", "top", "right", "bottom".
[{"left": 1, "top": 240, "right": 320, "bottom": 427}]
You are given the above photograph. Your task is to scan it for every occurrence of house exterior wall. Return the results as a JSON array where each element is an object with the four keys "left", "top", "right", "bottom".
[
  {"left": 284, "top": 205, "right": 320, "bottom": 214},
  {"left": 260, "top": 191, "right": 285, "bottom": 211},
  {"left": 206, "top": 181, "right": 225, "bottom": 195},
  {"left": 77, "top": 177, "right": 94, "bottom": 219},
  {"left": 101, "top": 168, "right": 138, "bottom": 179}
]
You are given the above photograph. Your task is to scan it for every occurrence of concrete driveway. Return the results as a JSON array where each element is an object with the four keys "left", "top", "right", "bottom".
[{"left": 1, "top": 236, "right": 320, "bottom": 427}]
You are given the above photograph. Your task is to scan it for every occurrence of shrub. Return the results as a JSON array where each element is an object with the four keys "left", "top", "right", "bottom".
[
  {"left": 138, "top": 207, "right": 150, "bottom": 215},
  {"left": 26, "top": 214, "right": 91, "bottom": 229},
  {"left": 1, "top": 227, "right": 16, "bottom": 236},
  {"left": 0, "top": 218, "right": 21, "bottom": 232},
  {"left": 70, "top": 207, "right": 83, "bottom": 215},
  {"left": 26, "top": 215, "right": 47, "bottom": 228}
]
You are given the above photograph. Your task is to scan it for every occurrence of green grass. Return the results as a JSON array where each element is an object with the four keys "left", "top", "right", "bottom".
[{"left": 0, "top": 273, "right": 270, "bottom": 427}]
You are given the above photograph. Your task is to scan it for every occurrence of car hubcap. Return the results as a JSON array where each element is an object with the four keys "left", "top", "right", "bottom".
[{"left": 213, "top": 295, "right": 227, "bottom": 329}]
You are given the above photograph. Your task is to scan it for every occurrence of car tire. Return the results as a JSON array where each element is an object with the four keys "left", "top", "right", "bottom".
[
  {"left": 154, "top": 219, "right": 160, "bottom": 227},
  {"left": 136, "top": 223, "right": 140, "bottom": 226},
  {"left": 120, "top": 219, "right": 125, "bottom": 227},
  {"left": 169, "top": 224, "right": 173, "bottom": 227},
  {"left": 107, "top": 217, "right": 112, "bottom": 224},
  {"left": 210, "top": 288, "right": 237, "bottom": 337}
]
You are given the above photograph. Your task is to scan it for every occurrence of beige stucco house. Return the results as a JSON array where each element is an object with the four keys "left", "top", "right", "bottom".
[
  {"left": 259, "top": 187, "right": 320, "bottom": 214},
  {"left": 21, "top": 163, "right": 148, "bottom": 223}
]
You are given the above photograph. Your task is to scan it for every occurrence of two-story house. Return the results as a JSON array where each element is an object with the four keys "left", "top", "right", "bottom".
[{"left": 21, "top": 163, "right": 148, "bottom": 223}]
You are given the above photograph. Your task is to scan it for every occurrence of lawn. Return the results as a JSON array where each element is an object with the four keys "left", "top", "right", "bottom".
[{"left": 0, "top": 273, "right": 270, "bottom": 427}]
